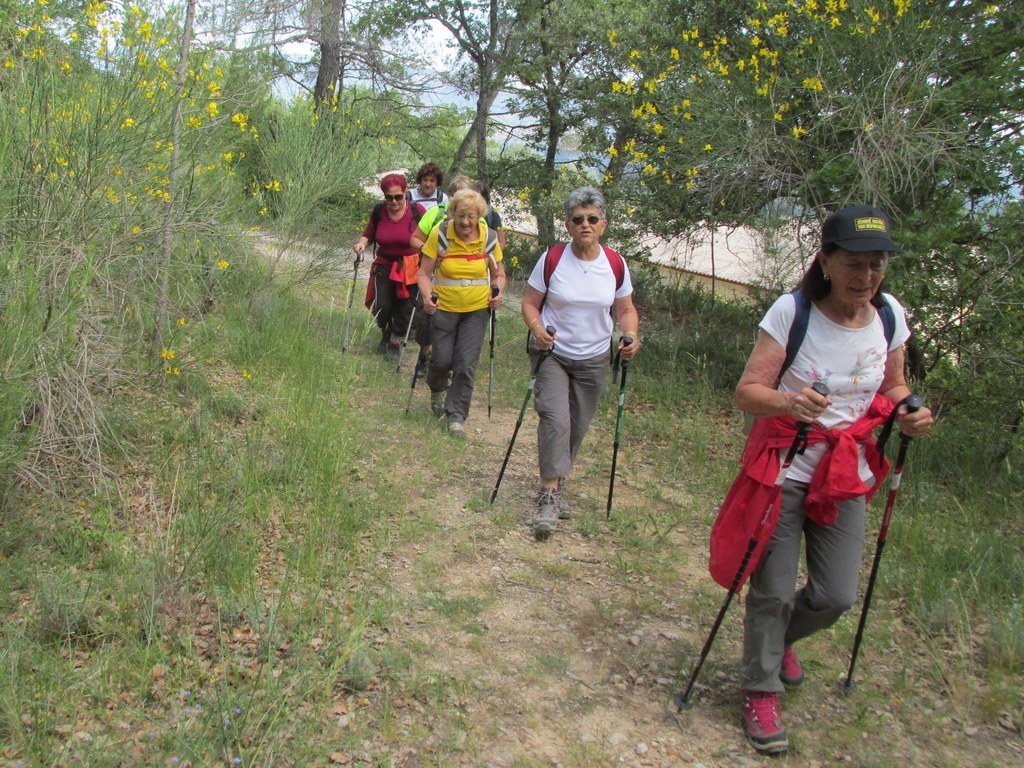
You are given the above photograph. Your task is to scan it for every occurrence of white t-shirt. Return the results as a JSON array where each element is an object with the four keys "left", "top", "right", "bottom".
[
  {"left": 527, "top": 243, "right": 634, "bottom": 360},
  {"left": 760, "top": 292, "right": 911, "bottom": 484},
  {"left": 407, "top": 187, "right": 449, "bottom": 211}
]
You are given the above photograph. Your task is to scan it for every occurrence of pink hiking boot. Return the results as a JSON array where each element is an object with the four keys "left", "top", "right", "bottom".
[{"left": 740, "top": 690, "right": 789, "bottom": 755}]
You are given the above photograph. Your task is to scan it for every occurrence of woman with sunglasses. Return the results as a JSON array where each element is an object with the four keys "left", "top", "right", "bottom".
[
  {"left": 417, "top": 189, "right": 505, "bottom": 437},
  {"left": 520, "top": 186, "right": 640, "bottom": 540},
  {"left": 353, "top": 173, "right": 426, "bottom": 359}
]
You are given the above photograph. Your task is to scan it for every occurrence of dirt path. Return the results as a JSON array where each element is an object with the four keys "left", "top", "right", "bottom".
[{"left": 341, "top": 354, "right": 1022, "bottom": 768}]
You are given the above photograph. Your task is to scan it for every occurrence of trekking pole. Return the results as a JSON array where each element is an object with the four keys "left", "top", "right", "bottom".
[
  {"left": 487, "top": 284, "right": 499, "bottom": 419},
  {"left": 606, "top": 336, "right": 634, "bottom": 520},
  {"left": 490, "top": 326, "right": 556, "bottom": 505},
  {"left": 341, "top": 252, "right": 362, "bottom": 354},
  {"left": 395, "top": 303, "right": 417, "bottom": 372},
  {"left": 840, "top": 393, "right": 924, "bottom": 694},
  {"left": 674, "top": 381, "right": 830, "bottom": 711},
  {"left": 404, "top": 293, "right": 438, "bottom": 414}
]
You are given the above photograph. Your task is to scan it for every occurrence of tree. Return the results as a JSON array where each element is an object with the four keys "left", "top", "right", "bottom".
[{"left": 601, "top": 0, "right": 1024, "bottom": 463}]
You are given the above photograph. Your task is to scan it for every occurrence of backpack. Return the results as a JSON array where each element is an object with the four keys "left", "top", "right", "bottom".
[
  {"left": 436, "top": 220, "right": 500, "bottom": 261},
  {"left": 407, "top": 187, "right": 444, "bottom": 205},
  {"left": 368, "top": 201, "right": 423, "bottom": 248},
  {"left": 781, "top": 288, "right": 896, "bottom": 376},
  {"left": 542, "top": 243, "right": 625, "bottom": 292}
]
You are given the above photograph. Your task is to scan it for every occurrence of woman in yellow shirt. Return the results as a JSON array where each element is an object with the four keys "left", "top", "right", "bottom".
[{"left": 417, "top": 190, "right": 506, "bottom": 437}]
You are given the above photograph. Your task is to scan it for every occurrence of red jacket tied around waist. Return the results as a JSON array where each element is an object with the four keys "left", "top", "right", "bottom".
[{"left": 708, "top": 394, "right": 895, "bottom": 590}]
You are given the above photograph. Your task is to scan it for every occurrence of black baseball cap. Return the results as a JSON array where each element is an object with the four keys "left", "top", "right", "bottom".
[{"left": 821, "top": 205, "right": 902, "bottom": 253}]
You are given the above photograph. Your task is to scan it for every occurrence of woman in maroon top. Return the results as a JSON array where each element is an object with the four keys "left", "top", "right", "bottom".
[{"left": 353, "top": 174, "right": 426, "bottom": 358}]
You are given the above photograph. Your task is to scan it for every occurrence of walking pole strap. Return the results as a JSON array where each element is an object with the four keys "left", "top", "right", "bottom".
[{"left": 876, "top": 394, "right": 925, "bottom": 455}]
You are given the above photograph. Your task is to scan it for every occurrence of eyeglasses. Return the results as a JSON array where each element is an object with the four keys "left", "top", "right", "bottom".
[
  {"left": 454, "top": 213, "right": 479, "bottom": 221},
  {"left": 571, "top": 214, "right": 602, "bottom": 226},
  {"left": 383, "top": 193, "right": 404, "bottom": 202}
]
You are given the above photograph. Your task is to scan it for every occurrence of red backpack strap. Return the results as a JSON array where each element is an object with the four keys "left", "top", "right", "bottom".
[
  {"left": 602, "top": 245, "right": 625, "bottom": 290},
  {"left": 544, "top": 243, "right": 625, "bottom": 290},
  {"left": 542, "top": 243, "right": 568, "bottom": 288}
]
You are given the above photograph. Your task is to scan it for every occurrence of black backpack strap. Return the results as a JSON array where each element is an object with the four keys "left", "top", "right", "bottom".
[
  {"left": 877, "top": 295, "right": 896, "bottom": 348},
  {"left": 781, "top": 289, "right": 811, "bottom": 377}
]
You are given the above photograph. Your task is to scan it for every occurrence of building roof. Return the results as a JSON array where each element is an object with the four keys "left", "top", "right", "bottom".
[{"left": 638, "top": 221, "right": 814, "bottom": 292}]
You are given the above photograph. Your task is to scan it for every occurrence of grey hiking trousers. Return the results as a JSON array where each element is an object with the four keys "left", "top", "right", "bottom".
[
  {"left": 530, "top": 348, "right": 610, "bottom": 481},
  {"left": 427, "top": 308, "right": 488, "bottom": 424},
  {"left": 741, "top": 479, "right": 866, "bottom": 692}
]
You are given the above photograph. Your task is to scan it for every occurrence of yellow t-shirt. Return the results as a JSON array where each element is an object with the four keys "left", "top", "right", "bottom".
[{"left": 422, "top": 221, "right": 503, "bottom": 313}]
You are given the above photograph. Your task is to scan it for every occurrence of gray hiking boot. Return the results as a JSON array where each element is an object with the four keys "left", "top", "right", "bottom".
[
  {"left": 447, "top": 419, "right": 466, "bottom": 439},
  {"left": 430, "top": 390, "right": 445, "bottom": 418},
  {"left": 556, "top": 478, "right": 572, "bottom": 520},
  {"left": 533, "top": 488, "right": 559, "bottom": 540}
]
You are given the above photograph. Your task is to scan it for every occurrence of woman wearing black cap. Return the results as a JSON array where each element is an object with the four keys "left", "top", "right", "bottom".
[{"left": 723, "top": 205, "right": 934, "bottom": 755}]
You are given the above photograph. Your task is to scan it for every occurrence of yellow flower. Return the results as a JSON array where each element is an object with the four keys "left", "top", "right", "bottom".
[
  {"left": 165, "top": 367, "right": 180, "bottom": 376},
  {"left": 241, "top": 369, "right": 252, "bottom": 380},
  {"left": 704, "top": 143, "right": 712, "bottom": 151},
  {"left": 119, "top": 117, "right": 136, "bottom": 129},
  {"left": 160, "top": 348, "right": 176, "bottom": 360},
  {"left": 177, "top": 317, "right": 187, "bottom": 327},
  {"left": 264, "top": 180, "right": 282, "bottom": 192},
  {"left": 802, "top": 76, "right": 825, "bottom": 91},
  {"left": 206, "top": 101, "right": 219, "bottom": 117},
  {"left": 217, "top": 260, "right": 230, "bottom": 269},
  {"left": 792, "top": 126, "right": 808, "bottom": 139}
]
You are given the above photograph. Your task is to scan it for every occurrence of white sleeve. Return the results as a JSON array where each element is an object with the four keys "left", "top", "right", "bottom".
[
  {"left": 527, "top": 250, "right": 550, "bottom": 293},
  {"left": 759, "top": 293, "right": 798, "bottom": 348}
]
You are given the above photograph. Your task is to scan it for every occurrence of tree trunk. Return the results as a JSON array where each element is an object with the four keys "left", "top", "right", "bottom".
[
  {"left": 312, "top": 0, "right": 346, "bottom": 108},
  {"left": 449, "top": 86, "right": 500, "bottom": 180}
]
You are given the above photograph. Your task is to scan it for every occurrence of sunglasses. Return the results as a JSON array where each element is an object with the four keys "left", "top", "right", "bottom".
[
  {"left": 571, "top": 214, "right": 601, "bottom": 226},
  {"left": 383, "top": 193, "right": 404, "bottom": 202}
]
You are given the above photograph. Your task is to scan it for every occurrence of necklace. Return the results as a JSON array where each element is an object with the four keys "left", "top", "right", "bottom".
[{"left": 575, "top": 252, "right": 600, "bottom": 274}]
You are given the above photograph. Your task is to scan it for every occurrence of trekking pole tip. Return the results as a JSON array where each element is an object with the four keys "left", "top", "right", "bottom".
[
  {"left": 838, "top": 678, "right": 857, "bottom": 695},
  {"left": 672, "top": 692, "right": 693, "bottom": 711}
]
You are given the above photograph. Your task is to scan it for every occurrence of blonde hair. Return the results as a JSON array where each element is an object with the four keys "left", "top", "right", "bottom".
[
  {"left": 447, "top": 175, "right": 475, "bottom": 197},
  {"left": 449, "top": 189, "right": 487, "bottom": 219}
]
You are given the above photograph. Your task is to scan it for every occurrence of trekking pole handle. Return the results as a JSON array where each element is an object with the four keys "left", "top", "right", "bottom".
[
  {"left": 901, "top": 394, "right": 925, "bottom": 425},
  {"left": 797, "top": 381, "right": 831, "bottom": 431},
  {"left": 491, "top": 284, "right": 500, "bottom": 297}
]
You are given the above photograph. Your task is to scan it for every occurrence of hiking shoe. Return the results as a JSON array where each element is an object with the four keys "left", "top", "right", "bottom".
[
  {"left": 740, "top": 690, "right": 788, "bottom": 755},
  {"left": 447, "top": 419, "right": 466, "bottom": 439},
  {"left": 780, "top": 645, "right": 804, "bottom": 688},
  {"left": 430, "top": 390, "right": 445, "bottom": 418},
  {"left": 556, "top": 478, "right": 572, "bottom": 520},
  {"left": 533, "top": 489, "right": 559, "bottom": 540},
  {"left": 384, "top": 342, "right": 400, "bottom": 362}
]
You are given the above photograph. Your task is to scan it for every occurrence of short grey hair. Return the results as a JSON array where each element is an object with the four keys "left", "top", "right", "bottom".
[{"left": 563, "top": 186, "right": 607, "bottom": 220}]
